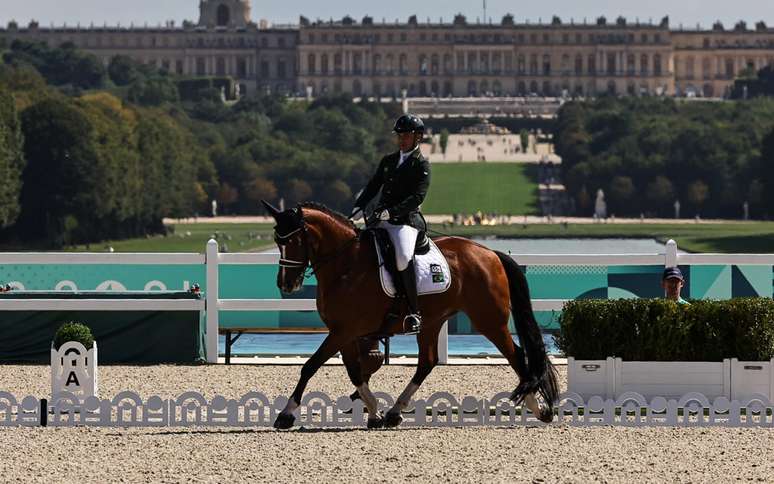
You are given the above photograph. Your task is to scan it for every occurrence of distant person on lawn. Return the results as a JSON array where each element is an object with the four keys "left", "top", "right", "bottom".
[{"left": 662, "top": 267, "right": 689, "bottom": 304}]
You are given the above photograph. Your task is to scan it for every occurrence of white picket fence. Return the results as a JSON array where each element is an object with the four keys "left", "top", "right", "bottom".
[
  {"left": 4, "top": 389, "right": 774, "bottom": 428},
  {"left": 2, "top": 239, "right": 774, "bottom": 363}
]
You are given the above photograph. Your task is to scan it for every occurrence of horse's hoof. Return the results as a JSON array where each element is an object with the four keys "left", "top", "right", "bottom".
[
  {"left": 367, "top": 415, "right": 384, "bottom": 429},
  {"left": 539, "top": 408, "right": 554, "bottom": 424},
  {"left": 273, "top": 412, "right": 295, "bottom": 430},
  {"left": 383, "top": 411, "right": 403, "bottom": 428}
]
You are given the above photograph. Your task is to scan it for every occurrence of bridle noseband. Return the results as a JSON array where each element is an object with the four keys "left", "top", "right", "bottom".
[{"left": 274, "top": 226, "right": 308, "bottom": 269}]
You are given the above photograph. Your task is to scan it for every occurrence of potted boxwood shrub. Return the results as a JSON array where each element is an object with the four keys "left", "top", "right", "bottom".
[{"left": 51, "top": 322, "right": 98, "bottom": 401}]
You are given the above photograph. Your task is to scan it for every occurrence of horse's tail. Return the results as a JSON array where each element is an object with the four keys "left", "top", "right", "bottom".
[{"left": 494, "top": 250, "right": 559, "bottom": 411}]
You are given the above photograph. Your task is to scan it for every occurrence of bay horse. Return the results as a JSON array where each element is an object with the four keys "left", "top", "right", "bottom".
[{"left": 262, "top": 200, "right": 558, "bottom": 429}]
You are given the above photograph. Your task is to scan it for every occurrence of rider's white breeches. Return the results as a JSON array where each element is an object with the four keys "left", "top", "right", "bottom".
[{"left": 377, "top": 221, "right": 418, "bottom": 271}]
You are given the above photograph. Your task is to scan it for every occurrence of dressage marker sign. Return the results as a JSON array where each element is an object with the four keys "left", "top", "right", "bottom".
[
  {"left": 1, "top": 391, "right": 773, "bottom": 428},
  {"left": 50, "top": 341, "right": 98, "bottom": 404}
]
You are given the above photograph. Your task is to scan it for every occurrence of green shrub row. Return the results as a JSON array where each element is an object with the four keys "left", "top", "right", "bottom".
[{"left": 556, "top": 298, "right": 774, "bottom": 361}]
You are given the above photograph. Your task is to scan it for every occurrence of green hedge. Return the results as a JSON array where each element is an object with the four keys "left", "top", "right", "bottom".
[
  {"left": 53, "top": 321, "right": 94, "bottom": 350},
  {"left": 557, "top": 298, "right": 774, "bottom": 361}
]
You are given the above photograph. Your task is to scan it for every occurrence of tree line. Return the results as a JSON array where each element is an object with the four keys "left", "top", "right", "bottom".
[
  {"left": 554, "top": 96, "right": 774, "bottom": 219},
  {"left": 0, "top": 40, "right": 399, "bottom": 247}
]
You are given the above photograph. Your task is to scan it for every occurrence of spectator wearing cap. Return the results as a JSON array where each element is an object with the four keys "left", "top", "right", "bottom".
[{"left": 662, "top": 267, "right": 689, "bottom": 304}]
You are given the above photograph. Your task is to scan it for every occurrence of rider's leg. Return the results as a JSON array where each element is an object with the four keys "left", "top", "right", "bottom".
[
  {"left": 381, "top": 223, "right": 422, "bottom": 333},
  {"left": 398, "top": 260, "right": 421, "bottom": 333}
]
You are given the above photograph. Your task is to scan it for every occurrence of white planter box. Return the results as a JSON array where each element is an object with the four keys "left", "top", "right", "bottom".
[
  {"left": 568, "top": 357, "right": 731, "bottom": 400},
  {"left": 51, "top": 341, "right": 98, "bottom": 404},
  {"left": 730, "top": 358, "right": 774, "bottom": 401},
  {"left": 566, "top": 357, "right": 615, "bottom": 399},
  {"left": 616, "top": 359, "right": 730, "bottom": 400}
]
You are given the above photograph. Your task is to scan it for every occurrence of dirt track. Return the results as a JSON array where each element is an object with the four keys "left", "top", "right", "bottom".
[{"left": 2, "top": 364, "right": 773, "bottom": 483}]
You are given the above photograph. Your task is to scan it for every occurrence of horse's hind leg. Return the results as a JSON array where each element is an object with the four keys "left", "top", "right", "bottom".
[
  {"left": 468, "top": 306, "right": 549, "bottom": 422},
  {"left": 340, "top": 341, "right": 384, "bottom": 428},
  {"left": 384, "top": 323, "right": 441, "bottom": 428}
]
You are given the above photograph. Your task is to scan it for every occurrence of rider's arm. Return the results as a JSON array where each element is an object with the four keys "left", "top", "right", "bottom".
[
  {"left": 384, "top": 158, "right": 431, "bottom": 219},
  {"left": 353, "top": 156, "right": 387, "bottom": 210}
]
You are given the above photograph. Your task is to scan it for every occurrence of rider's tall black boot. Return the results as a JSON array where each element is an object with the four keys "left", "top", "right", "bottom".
[{"left": 398, "top": 259, "right": 422, "bottom": 334}]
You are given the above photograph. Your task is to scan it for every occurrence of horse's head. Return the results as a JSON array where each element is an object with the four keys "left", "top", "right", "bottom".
[{"left": 262, "top": 200, "right": 309, "bottom": 294}]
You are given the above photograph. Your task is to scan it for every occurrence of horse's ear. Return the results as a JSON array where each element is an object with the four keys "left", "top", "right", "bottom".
[{"left": 261, "top": 200, "right": 281, "bottom": 218}]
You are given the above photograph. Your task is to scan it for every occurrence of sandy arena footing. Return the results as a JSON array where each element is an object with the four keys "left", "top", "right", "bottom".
[{"left": 2, "top": 364, "right": 773, "bottom": 483}]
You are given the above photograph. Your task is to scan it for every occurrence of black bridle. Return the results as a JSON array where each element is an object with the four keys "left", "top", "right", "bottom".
[{"left": 273, "top": 207, "right": 358, "bottom": 285}]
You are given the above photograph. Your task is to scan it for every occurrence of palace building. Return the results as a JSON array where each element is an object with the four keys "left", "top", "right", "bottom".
[{"left": 1, "top": 1, "right": 774, "bottom": 98}]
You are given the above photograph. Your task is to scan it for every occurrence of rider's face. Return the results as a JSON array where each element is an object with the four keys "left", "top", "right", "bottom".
[{"left": 396, "top": 132, "right": 419, "bottom": 152}]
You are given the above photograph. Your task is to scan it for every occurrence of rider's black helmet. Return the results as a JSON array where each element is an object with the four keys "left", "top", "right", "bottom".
[{"left": 393, "top": 113, "right": 425, "bottom": 134}]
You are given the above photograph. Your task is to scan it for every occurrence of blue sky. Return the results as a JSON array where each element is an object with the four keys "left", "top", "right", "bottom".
[{"left": 1, "top": 0, "right": 772, "bottom": 29}]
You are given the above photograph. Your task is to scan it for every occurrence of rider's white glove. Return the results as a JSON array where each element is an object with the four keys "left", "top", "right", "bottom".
[
  {"left": 350, "top": 207, "right": 363, "bottom": 221},
  {"left": 377, "top": 209, "right": 390, "bottom": 221}
]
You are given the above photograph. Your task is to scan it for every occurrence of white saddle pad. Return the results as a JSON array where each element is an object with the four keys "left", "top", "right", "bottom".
[{"left": 375, "top": 239, "right": 452, "bottom": 298}]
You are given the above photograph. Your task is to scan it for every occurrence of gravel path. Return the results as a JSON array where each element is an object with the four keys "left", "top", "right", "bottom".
[{"left": 2, "top": 364, "right": 773, "bottom": 483}]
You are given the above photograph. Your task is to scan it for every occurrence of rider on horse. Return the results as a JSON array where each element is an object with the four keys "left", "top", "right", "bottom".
[{"left": 351, "top": 113, "right": 431, "bottom": 335}]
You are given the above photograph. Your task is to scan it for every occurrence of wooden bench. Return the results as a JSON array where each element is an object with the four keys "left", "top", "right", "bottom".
[{"left": 219, "top": 327, "right": 392, "bottom": 365}]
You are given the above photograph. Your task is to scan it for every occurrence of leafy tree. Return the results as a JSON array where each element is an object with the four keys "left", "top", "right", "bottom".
[
  {"left": 608, "top": 176, "right": 636, "bottom": 213},
  {"left": 108, "top": 55, "right": 140, "bottom": 86},
  {"left": 4, "top": 40, "right": 106, "bottom": 89},
  {"left": 686, "top": 180, "right": 710, "bottom": 215},
  {"left": 439, "top": 128, "right": 450, "bottom": 155},
  {"left": 17, "top": 98, "right": 101, "bottom": 244},
  {"left": 519, "top": 129, "right": 529, "bottom": 152},
  {"left": 217, "top": 182, "right": 239, "bottom": 214},
  {"left": 0, "top": 91, "right": 25, "bottom": 228},
  {"left": 128, "top": 76, "right": 180, "bottom": 106},
  {"left": 284, "top": 178, "right": 313, "bottom": 205},
  {"left": 760, "top": 128, "right": 774, "bottom": 213},
  {"left": 645, "top": 176, "right": 675, "bottom": 215},
  {"left": 242, "top": 176, "right": 278, "bottom": 212}
]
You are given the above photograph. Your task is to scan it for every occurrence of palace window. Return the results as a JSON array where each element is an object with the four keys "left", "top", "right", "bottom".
[
  {"left": 308, "top": 54, "right": 316, "bottom": 74},
  {"left": 278, "top": 59, "right": 286, "bottom": 78}
]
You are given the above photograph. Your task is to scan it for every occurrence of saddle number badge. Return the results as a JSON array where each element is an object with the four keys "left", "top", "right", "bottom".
[{"left": 430, "top": 264, "right": 444, "bottom": 283}]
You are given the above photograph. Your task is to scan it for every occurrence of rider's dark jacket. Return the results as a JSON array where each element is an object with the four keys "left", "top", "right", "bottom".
[{"left": 354, "top": 149, "right": 431, "bottom": 231}]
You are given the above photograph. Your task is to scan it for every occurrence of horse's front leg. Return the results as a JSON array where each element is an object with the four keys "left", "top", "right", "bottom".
[
  {"left": 341, "top": 341, "right": 384, "bottom": 428},
  {"left": 274, "top": 331, "right": 351, "bottom": 429},
  {"left": 384, "top": 325, "right": 441, "bottom": 428}
]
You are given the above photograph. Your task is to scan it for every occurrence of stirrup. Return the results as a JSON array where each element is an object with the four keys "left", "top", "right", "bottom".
[{"left": 403, "top": 314, "right": 422, "bottom": 335}]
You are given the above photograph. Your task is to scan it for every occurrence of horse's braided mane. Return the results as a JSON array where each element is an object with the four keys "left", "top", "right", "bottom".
[{"left": 299, "top": 202, "right": 360, "bottom": 234}]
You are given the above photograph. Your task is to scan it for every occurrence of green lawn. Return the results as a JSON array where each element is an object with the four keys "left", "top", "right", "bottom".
[
  {"left": 433, "top": 222, "right": 774, "bottom": 254},
  {"left": 61, "top": 220, "right": 774, "bottom": 254},
  {"left": 69, "top": 223, "right": 276, "bottom": 253},
  {"left": 422, "top": 163, "right": 538, "bottom": 215}
]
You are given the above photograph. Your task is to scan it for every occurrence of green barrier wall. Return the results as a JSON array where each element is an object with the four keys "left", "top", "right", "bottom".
[
  {"left": 0, "top": 292, "right": 204, "bottom": 364},
  {"left": 1, "top": 262, "right": 771, "bottom": 337}
]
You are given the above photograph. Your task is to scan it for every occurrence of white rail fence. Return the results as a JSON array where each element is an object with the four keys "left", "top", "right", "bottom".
[{"left": 3, "top": 239, "right": 774, "bottom": 364}]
